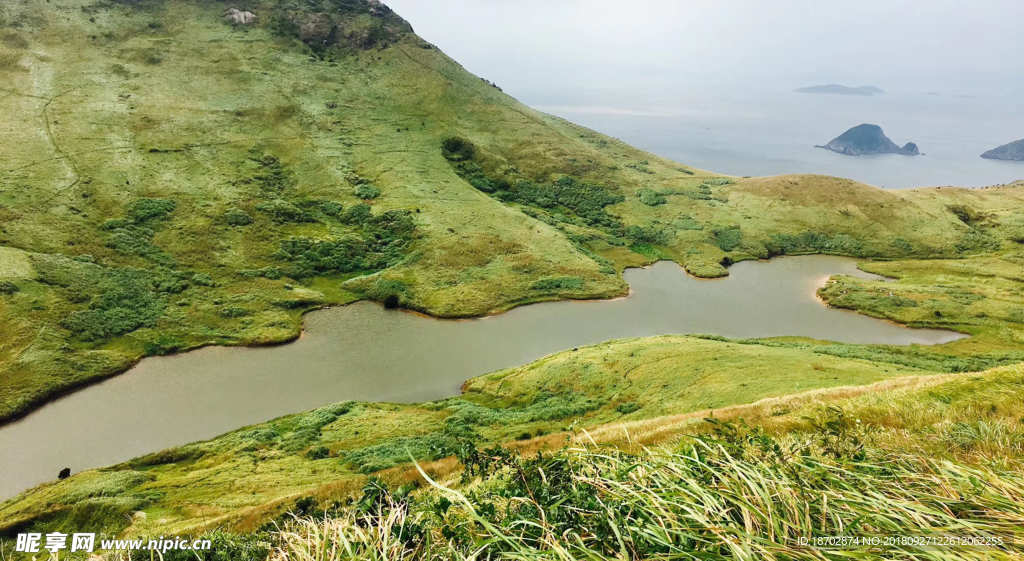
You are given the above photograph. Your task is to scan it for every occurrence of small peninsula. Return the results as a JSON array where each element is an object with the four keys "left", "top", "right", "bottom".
[
  {"left": 795, "top": 84, "right": 884, "bottom": 96},
  {"left": 981, "top": 139, "right": 1024, "bottom": 161},
  {"left": 817, "top": 124, "right": 921, "bottom": 156}
]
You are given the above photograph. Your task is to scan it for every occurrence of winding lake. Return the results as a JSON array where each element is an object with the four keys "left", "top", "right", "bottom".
[{"left": 0, "top": 256, "right": 964, "bottom": 500}]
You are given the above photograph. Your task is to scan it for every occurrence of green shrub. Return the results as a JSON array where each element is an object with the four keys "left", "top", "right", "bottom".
[
  {"left": 237, "top": 267, "right": 282, "bottom": 280},
  {"left": 61, "top": 268, "right": 167, "bottom": 342},
  {"left": 530, "top": 276, "right": 584, "bottom": 291},
  {"left": 273, "top": 210, "right": 415, "bottom": 278},
  {"left": 342, "top": 203, "right": 372, "bottom": 224},
  {"left": 623, "top": 223, "right": 671, "bottom": 245},
  {"left": 319, "top": 200, "right": 346, "bottom": 218},
  {"left": 441, "top": 137, "right": 476, "bottom": 162},
  {"left": 766, "top": 231, "right": 866, "bottom": 257},
  {"left": 191, "top": 273, "right": 214, "bottom": 286},
  {"left": 712, "top": 225, "right": 742, "bottom": 252},
  {"left": 255, "top": 199, "right": 315, "bottom": 223},
  {"left": 218, "top": 306, "right": 250, "bottom": 318},
  {"left": 127, "top": 198, "right": 176, "bottom": 222},
  {"left": 354, "top": 184, "right": 381, "bottom": 200},
  {"left": 144, "top": 334, "right": 185, "bottom": 355},
  {"left": 251, "top": 155, "right": 296, "bottom": 194},
  {"left": 223, "top": 208, "right": 253, "bottom": 226},
  {"left": 305, "top": 446, "right": 330, "bottom": 460},
  {"left": 615, "top": 402, "right": 641, "bottom": 414},
  {"left": 0, "top": 280, "right": 19, "bottom": 294},
  {"left": 636, "top": 188, "right": 666, "bottom": 206},
  {"left": 704, "top": 177, "right": 734, "bottom": 186}
]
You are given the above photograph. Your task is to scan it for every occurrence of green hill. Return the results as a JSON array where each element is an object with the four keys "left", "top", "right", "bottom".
[{"left": 2, "top": 0, "right": 1024, "bottom": 556}]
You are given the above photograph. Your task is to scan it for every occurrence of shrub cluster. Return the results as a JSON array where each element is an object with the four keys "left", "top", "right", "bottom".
[
  {"left": 60, "top": 268, "right": 168, "bottom": 342},
  {"left": 101, "top": 198, "right": 177, "bottom": 265},
  {"left": 766, "top": 231, "right": 865, "bottom": 256},
  {"left": 636, "top": 188, "right": 666, "bottom": 206},
  {"left": 712, "top": 225, "right": 742, "bottom": 252},
  {"left": 255, "top": 199, "right": 315, "bottom": 223},
  {"left": 497, "top": 176, "right": 624, "bottom": 229},
  {"left": 354, "top": 183, "right": 381, "bottom": 200},
  {"left": 529, "top": 276, "right": 584, "bottom": 291},
  {"left": 272, "top": 209, "right": 415, "bottom": 278},
  {"left": 441, "top": 137, "right": 476, "bottom": 162},
  {"left": 0, "top": 280, "right": 19, "bottom": 295}
]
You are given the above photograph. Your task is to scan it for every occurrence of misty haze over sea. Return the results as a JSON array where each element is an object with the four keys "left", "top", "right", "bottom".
[
  {"left": 389, "top": 0, "right": 1024, "bottom": 189},
  {"left": 522, "top": 79, "right": 1024, "bottom": 189}
]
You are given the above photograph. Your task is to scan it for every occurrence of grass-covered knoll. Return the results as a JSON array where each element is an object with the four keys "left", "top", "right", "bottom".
[
  {"left": 2, "top": 0, "right": 1024, "bottom": 424},
  {"left": 0, "top": 334, "right": 951, "bottom": 538}
]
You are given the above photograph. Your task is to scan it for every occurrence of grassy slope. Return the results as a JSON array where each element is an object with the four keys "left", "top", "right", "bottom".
[{"left": 1, "top": 0, "right": 1023, "bottom": 424}]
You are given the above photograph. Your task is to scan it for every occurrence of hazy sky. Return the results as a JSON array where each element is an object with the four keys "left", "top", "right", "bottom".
[{"left": 386, "top": 1, "right": 1024, "bottom": 101}]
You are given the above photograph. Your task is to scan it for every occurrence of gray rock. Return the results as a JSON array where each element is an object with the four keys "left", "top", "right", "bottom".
[
  {"left": 816, "top": 124, "right": 921, "bottom": 156},
  {"left": 981, "top": 139, "right": 1024, "bottom": 161},
  {"left": 223, "top": 8, "right": 256, "bottom": 26}
]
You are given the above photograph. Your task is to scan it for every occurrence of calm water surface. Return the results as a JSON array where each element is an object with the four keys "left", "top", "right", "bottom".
[{"left": 0, "top": 257, "right": 963, "bottom": 499}]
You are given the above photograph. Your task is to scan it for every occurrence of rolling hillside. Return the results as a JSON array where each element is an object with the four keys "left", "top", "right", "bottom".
[{"left": 2, "top": 0, "right": 1024, "bottom": 557}]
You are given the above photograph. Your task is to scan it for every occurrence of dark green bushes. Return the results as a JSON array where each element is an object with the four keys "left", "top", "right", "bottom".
[
  {"left": 255, "top": 199, "right": 315, "bottom": 223},
  {"left": 530, "top": 276, "right": 583, "bottom": 291},
  {"left": 223, "top": 208, "right": 253, "bottom": 226},
  {"left": 441, "top": 137, "right": 476, "bottom": 162},
  {"left": 126, "top": 198, "right": 176, "bottom": 222},
  {"left": 101, "top": 198, "right": 177, "bottom": 264},
  {"left": 766, "top": 231, "right": 865, "bottom": 256},
  {"left": 497, "top": 176, "right": 624, "bottom": 229},
  {"left": 0, "top": 280, "right": 18, "bottom": 294},
  {"left": 712, "top": 225, "right": 742, "bottom": 252},
  {"left": 623, "top": 223, "right": 671, "bottom": 245},
  {"left": 636, "top": 188, "right": 666, "bottom": 206},
  {"left": 60, "top": 268, "right": 167, "bottom": 342},
  {"left": 250, "top": 155, "right": 296, "bottom": 195},
  {"left": 273, "top": 209, "right": 415, "bottom": 278},
  {"left": 354, "top": 184, "right": 381, "bottom": 200}
]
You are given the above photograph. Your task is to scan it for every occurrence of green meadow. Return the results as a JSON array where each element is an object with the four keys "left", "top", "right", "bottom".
[{"left": 2, "top": 0, "right": 1024, "bottom": 557}]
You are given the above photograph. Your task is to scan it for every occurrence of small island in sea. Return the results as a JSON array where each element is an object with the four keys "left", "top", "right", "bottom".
[
  {"left": 795, "top": 84, "right": 884, "bottom": 96},
  {"left": 817, "top": 124, "right": 921, "bottom": 156},
  {"left": 981, "top": 139, "right": 1024, "bottom": 161}
]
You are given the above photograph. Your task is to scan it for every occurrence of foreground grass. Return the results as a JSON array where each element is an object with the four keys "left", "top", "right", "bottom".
[
  {"left": 239, "top": 364, "right": 1024, "bottom": 560},
  {"left": 20, "top": 364, "right": 1021, "bottom": 560}
]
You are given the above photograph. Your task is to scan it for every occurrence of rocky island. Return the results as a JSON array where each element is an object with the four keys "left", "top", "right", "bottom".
[
  {"left": 981, "top": 139, "right": 1024, "bottom": 161},
  {"left": 795, "top": 84, "right": 884, "bottom": 96},
  {"left": 817, "top": 124, "right": 921, "bottom": 156}
]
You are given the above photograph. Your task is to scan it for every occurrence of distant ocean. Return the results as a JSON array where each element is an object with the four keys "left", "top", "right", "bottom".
[{"left": 525, "top": 84, "right": 1024, "bottom": 189}]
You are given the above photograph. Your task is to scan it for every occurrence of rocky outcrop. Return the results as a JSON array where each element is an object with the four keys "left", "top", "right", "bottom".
[
  {"left": 981, "top": 139, "right": 1024, "bottom": 161},
  {"left": 900, "top": 142, "right": 920, "bottom": 156},
  {"left": 817, "top": 124, "right": 921, "bottom": 156},
  {"left": 278, "top": 0, "right": 413, "bottom": 53},
  {"left": 223, "top": 8, "right": 256, "bottom": 26}
]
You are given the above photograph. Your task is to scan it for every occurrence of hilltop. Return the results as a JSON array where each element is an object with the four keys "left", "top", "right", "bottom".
[
  {"left": 3, "top": 1, "right": 1024, "bottom": 555},
  {"left": 817, "top": 124, "right": 921, "bottom": 156}
]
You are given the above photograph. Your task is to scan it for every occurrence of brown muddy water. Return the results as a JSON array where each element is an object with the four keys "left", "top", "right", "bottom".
[{"left": 0, "top": 256, "right": 964, "bottom": 500}]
